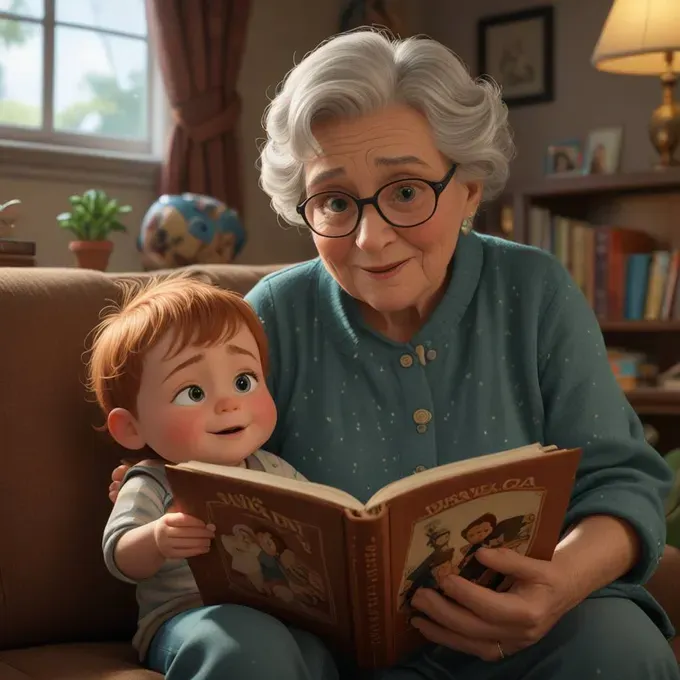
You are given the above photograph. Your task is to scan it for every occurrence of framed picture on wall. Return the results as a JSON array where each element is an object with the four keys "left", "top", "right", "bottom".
[{"left": 477, "top": 6, "right": 554, "bottom": 108}]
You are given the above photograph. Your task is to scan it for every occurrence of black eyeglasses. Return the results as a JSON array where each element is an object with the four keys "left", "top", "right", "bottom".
[{"left": 296, "top": 164, "right": 458, "bottom": 238}]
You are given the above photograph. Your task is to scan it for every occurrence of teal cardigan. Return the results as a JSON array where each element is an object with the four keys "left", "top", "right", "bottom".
[{"left": 245, "top": 231, "right": 674, "bottom": 637}]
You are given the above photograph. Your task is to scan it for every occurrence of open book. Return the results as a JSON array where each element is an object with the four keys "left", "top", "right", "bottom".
[{"left": 165, "top": 442, "right": 582, "bottom": 669}]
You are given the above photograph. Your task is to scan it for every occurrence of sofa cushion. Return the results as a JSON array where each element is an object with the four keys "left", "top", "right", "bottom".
[
  {"left": 0, "top": 267, "right": 138, "bottom": 650},
  {"left": 0, "top": 643, "right": 161, "bottom": 679}
]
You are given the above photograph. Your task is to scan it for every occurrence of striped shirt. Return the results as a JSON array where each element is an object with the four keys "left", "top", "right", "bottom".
[{"left": 102, "top": 450, "right": 305, "bottom": 660}]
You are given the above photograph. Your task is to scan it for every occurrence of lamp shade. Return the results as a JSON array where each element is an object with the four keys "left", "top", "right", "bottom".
[{"left": 592, "top": 0, "right": 680, "bottom": 75}]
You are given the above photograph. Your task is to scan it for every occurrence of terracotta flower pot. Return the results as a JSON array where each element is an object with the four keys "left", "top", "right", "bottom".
[{"left": 69, "top": 240, "right": 114, "bottom": 271}]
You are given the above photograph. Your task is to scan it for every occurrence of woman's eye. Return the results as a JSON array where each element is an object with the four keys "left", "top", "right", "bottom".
[
  {"left": 324, "top": 196, "right": 349, "bottom": 213},
  {"left": 173, "top": 385, "right": 205, "bottom": 405},
  {"left": 395, "top": 185, "right": 417, "bottom": 202},
  {"left": 234, "top": 372, "right": 259, "bottom": 394}
]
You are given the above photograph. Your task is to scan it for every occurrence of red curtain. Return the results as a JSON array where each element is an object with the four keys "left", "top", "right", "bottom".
[{"left": 146, "top": 0, "right": 251, "bottom": 217}]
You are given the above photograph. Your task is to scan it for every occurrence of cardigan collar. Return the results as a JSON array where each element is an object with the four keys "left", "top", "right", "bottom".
[{"left": 317, "top": 230, "right": 484, "bottom": 354}]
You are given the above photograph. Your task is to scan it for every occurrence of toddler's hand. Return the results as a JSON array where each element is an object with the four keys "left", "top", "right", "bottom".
[
  {"left": 154, "top": 512, "right": 216, "bottom": 559},
  {"left": 109, "top": 464, "right": 129, "bottom": 503}
]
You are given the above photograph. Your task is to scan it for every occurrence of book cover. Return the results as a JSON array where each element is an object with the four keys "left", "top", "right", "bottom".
[
  {"left": 385, "top": 446, "right": 581, "bottom": 659},
  {"left": 164, "top": 466, "right": 358, "bottom": 657},
  {"left": 625, "top": 253, "right": 652, "bottom": 320},
  {"left": 607, "top": 228, "right": 657, "bottom": 320},
  {"left": 165, "top": 443, "right": 582, "bottom": 669}
]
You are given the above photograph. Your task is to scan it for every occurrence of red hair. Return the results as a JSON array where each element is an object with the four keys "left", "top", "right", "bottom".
[{"left": 87, "top": 273, "right": 268, "bottom": 421}]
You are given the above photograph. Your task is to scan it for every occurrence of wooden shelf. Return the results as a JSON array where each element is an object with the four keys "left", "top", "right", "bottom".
[
  {"left": 522, "top": 168, "right": 680, "bottom": 200},
  {"left": 625, "top": 388, "right": 680, "bottom": 415},
  {"left": 600, "top": 320, "right": 680, "bottom": 332}
]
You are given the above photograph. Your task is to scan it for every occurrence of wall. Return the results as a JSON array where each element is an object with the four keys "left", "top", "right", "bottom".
[
  {"left": 0, "top": 148, "right": 157, "bottom": 271},
  {"left": 0, "top": 0, "right": 344, "bottom": 270},
  {"left": 422, "top": 0, "right": 662, "bottom": 192}
]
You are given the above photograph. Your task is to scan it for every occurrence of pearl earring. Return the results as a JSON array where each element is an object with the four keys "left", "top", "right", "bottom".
[{"left": 461, "top": 216, "right": 473, "bottom": 234}]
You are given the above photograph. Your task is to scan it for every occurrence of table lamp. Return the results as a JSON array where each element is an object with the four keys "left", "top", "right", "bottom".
[{"left": 591, "top": 0, "right": 680, "bottom": 168}]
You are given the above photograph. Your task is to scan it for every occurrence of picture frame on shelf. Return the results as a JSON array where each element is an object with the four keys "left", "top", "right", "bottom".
[
  {"left": 545, "top": 139, "right": 583, "bottom": 176},
  {"left": 477, "top": 6, "right": 554, "bottom": 108},
  {"left": 583, "top": 126, "right": 623, "bottom": 175}
]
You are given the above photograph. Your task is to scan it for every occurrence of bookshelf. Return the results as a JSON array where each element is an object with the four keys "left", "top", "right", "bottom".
[
  {"left": 624, "top": 388, "right": 680, "bottom": 416},
  {"left": 513, "top": 168, "right": 680, "bottom": 246},
  {"left": 512, "top": 169, "right": 680, "bottom": 454},
  {"left": 599, "top": 320, "right": 680, "bottom": 332}
]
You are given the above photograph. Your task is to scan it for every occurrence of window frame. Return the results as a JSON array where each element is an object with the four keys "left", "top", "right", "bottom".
[{"left": 0, "top": 0, "right": 156, "bottom": 156}]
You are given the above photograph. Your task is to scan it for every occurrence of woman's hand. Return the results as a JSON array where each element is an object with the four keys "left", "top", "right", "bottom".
[
  {"left": 410, "top": 546, "right": 578, "bottom": 662},
  {"left": 109, "top": 464, "right": 130, "bottom": 503}
]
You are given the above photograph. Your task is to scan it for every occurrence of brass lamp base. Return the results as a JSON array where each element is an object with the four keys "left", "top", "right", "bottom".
[{"left": 649, "top": 67, "right": 680, "bottom": 169}]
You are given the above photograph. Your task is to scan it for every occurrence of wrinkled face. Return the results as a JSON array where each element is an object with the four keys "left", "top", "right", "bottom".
[
  {"left": 134, "top": 325, "right": 277, "bottom": 465},
  {"left": 303, "top": 104, "right": 481, "bottom": 318}
]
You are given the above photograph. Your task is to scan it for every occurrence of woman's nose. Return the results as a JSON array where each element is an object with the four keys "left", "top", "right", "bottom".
[{"left": 355, "top": 206, "right": 396, "bottom": 252}]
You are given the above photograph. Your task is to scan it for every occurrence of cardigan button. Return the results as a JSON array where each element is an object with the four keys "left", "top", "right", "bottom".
[
  {"left": 413, "top": 409, "right": 432, "bottom": 425},
  {"left": 400, "top": 354, "right": 413, "bottom": 368}
]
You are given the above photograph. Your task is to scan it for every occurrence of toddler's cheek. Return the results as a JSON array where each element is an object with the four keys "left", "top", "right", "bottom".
[
  {"left": 249, "top": 392, "right": 278, "bottom": 428},
  {"left": 159, "top": 412, "right": 203, "bottom": 450}
]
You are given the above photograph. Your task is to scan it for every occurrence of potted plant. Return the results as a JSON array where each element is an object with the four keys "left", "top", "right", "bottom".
[{"left": 57, "top": 189, "right": 132, "bottom": 271}]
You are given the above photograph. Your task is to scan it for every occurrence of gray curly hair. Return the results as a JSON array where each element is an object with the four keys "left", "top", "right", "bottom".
[{"left": 259, "top": 30, "right": 515, "bottom": 227}]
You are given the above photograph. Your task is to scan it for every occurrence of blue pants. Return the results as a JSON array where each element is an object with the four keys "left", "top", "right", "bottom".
[{"left": 147, "top": 597, "right": 679, "bottom": 679}]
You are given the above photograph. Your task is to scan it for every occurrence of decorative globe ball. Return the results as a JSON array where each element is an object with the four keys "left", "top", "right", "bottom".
[{"left": 138, "top": 193, "right": 246, "bottom": 270}]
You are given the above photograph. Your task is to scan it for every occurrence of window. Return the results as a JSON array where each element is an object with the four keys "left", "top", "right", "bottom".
[{"left": 0, "top": 0, "right": 155, "bottom": 155}]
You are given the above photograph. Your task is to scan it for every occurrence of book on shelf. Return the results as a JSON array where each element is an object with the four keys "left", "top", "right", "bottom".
[
  {"left": 527, "top": 207, "right": 680, "bottom": 322},
  {"left": 165, "top": 443, "right": 582, "bottom": 669}
]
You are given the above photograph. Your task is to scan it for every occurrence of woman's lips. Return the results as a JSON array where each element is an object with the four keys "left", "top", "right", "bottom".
[{"left": 361, "top": 259, "right": 409, "bottom": 279}]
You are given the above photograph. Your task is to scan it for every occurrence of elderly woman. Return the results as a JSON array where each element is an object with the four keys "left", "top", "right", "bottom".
[{"left": 109, "top": 31, "right": 678, "bottom": 680}]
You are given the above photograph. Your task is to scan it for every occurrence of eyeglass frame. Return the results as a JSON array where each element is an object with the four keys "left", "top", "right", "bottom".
[{"left": 295, "top": 163, "right": 459, "bottom": 238}]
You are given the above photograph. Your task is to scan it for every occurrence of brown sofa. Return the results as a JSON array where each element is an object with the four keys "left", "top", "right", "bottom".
[{"left": 0, "top": 263, "right": 679, "bottom": 679}]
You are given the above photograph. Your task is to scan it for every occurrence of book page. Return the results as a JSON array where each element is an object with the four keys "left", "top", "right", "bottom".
[
  {"left": 176, "top": 445, "right": 555, "bottom": 515},
  {"left": 364, "top": 443, "right": 548, "bottom": 511},
  {"left": 173, "top": 460, "right": 365, "bottom": 512}
]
